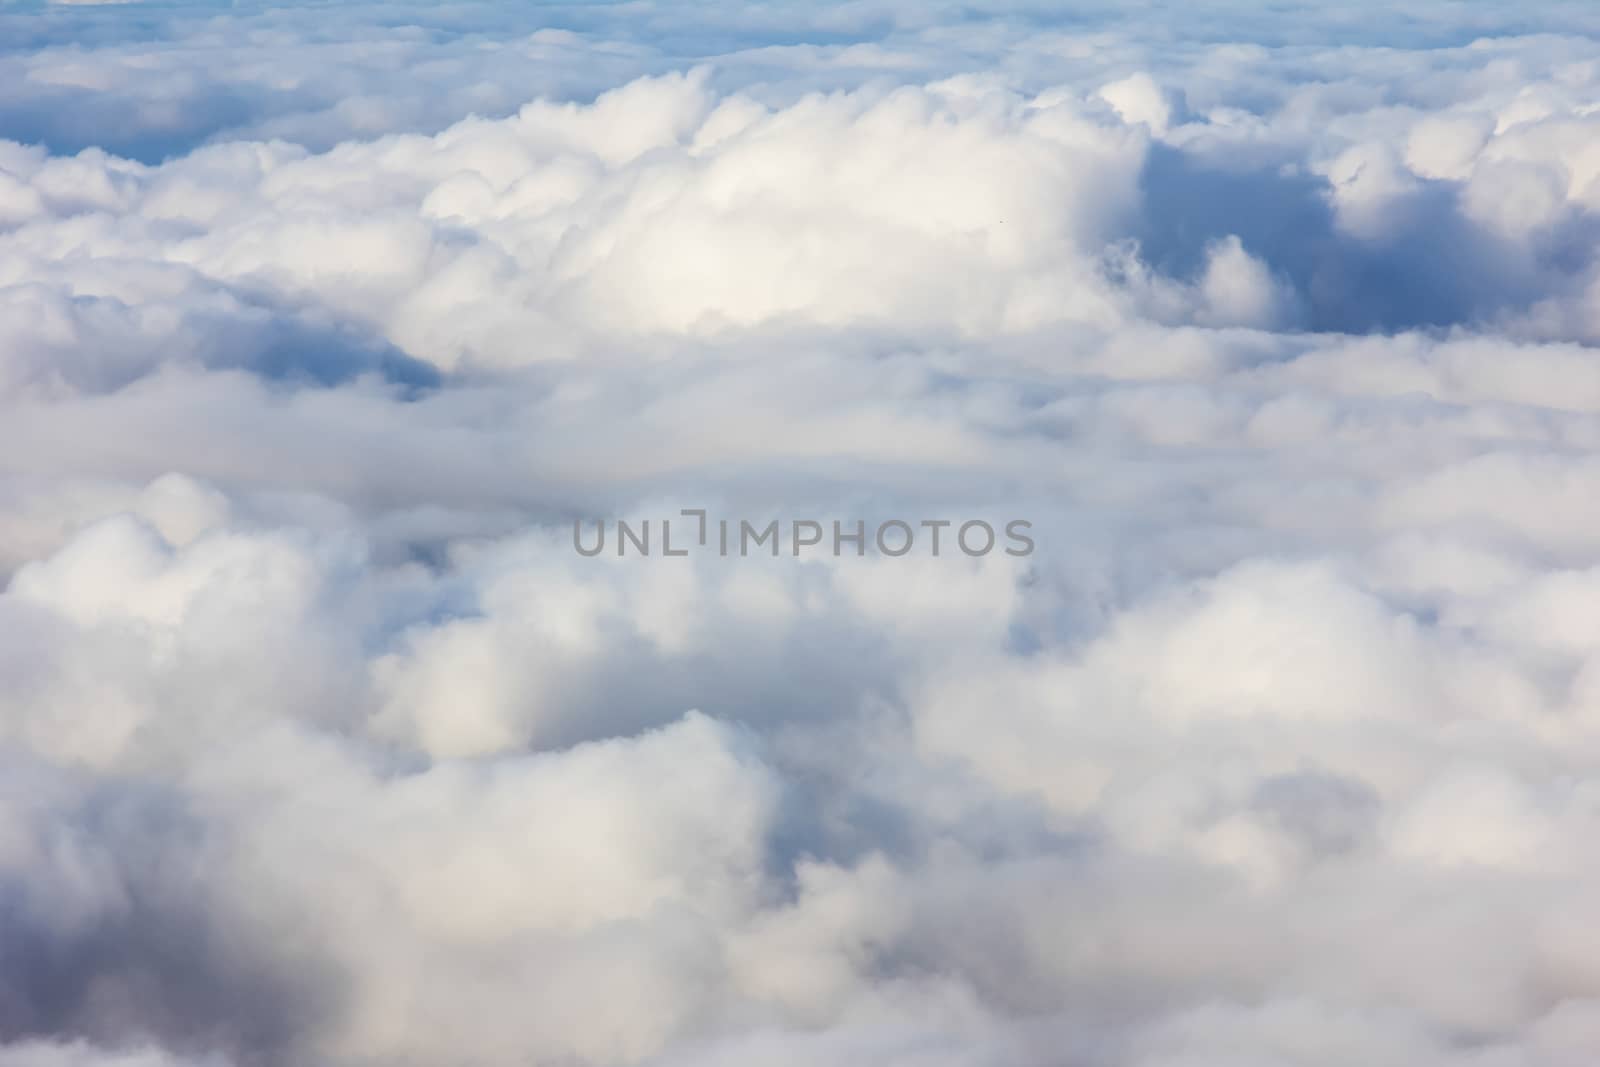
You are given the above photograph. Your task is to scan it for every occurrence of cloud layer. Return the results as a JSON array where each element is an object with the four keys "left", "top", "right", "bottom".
[{"left": 4, "top": 2, "right": 1600, "bottom": 1065}]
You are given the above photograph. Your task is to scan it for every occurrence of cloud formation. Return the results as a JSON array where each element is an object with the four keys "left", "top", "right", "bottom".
[{"left": 4, "top": 2, "right": 1600, "bottom": 1065}]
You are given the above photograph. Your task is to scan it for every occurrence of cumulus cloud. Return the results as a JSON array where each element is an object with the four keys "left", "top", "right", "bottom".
[{"left": 3, "top": 2, "right": 1600, "bottom": 1066}]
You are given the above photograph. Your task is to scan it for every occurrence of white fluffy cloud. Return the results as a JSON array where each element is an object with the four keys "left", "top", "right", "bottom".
[{"left": 4, "top": 2, "right": 1600, "bottom": 1066}]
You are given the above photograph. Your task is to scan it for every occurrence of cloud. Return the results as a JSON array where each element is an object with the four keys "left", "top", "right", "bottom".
[{"left": 3, "top": 2, "right": 1600, "bottom": 1066}]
